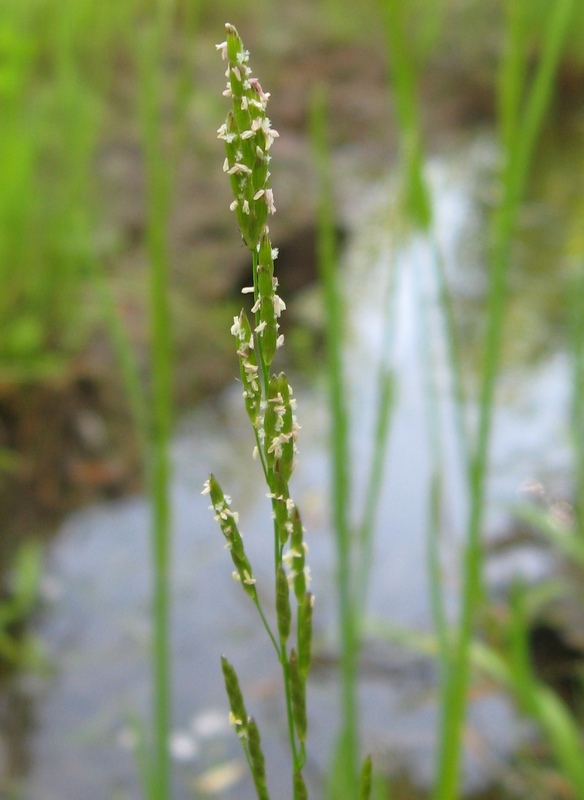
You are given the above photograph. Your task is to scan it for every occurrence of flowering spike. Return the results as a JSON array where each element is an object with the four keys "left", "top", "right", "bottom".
[
  {"left": 221, "top": 655, "right": 248, "bottom": 739},
  {"left": 218, "top": 23, "right": 277, "bottom": 250},
  {"left": 214, "top": 28, "right": 313, "bottom": 794},
  {"left": 206, "top": 475, "right": 257, "bottom": 598}
]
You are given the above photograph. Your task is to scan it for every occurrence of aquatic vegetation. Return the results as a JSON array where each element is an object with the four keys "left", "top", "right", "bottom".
[{"left": 0, "top": 542, "right": 43, "bottom": 669}]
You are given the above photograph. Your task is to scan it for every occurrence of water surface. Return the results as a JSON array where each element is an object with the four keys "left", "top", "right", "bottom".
[{"left": 1, "top": 135, "right": 576, "bottom": 799}]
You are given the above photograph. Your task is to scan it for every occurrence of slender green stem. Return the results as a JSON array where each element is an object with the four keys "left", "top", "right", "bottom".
[
  {"left": 89, "top": 259, "right": 150, "bottom": 463},
  {"left": 355, "top": 228, "right": 401, "bottom": 616},
  {"left": 139, "top": 8, "right": 175, "bottom": 798},
  {"left": 311, "top": 86, "right": 359, "bottom": 799},
  {"left": 380, "top": 0, "right": 431, "bottom": 230},
  {"left": 411, "top": 239, "right": 451, "bottom": 669},
  {"left": 434, "top": 2, "right": 575, "bottom": 796},
  {"left": 253, "top": 426, "right": 270, "bottom": 483},
  {"left": 254, "top": 596, "right": 280, "bottom": 655},
  {"left": 355, "top": 366, "right": 394, "bottom": 614},
  {"left": 429, "top": 235, "right": 471, "bottom": 475}
]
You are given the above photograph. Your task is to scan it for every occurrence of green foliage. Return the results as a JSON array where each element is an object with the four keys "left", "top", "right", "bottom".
[
  {"left": 0, "top": 2, "right": 101, "bottom": 378},
  {"left": 2, "top": 2, "right": 583, "bottom": 799},
  {"left": 0, "top": 541, "right": 43, "bottom": 669}
]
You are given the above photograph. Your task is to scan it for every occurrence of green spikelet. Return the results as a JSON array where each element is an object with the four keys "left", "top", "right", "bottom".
[
  {"left": 289, "top": 649, "right": 307, "bottom": 743},
  {"left": 272, "top": 471, "right": 292, "bottom": 545},
  {"left": 293, "top": 770, "right": 308, "bottom": 800},
  {"left": 257, "top": 232, "right": 279, "bottom": 365},
  {"left": 247, "top": 717, "right": 270, "bottom": 800},
  {"left": 290, "top": 507, "right": 307, "bottom": 601},
  {"left": 357, "top": 755, "right": 373, "bottom": 800},
  {"left": 221, "top": 656, "right": 248, "bottom": 739},
  {"left": 204, "top": 475, "right": 257, "bottom": 598},
  {"left": 276, "top": 563, "right": 291, "bottom": 643},
  {"left": 276, "top": 373, "right": 295, "bottom": 482},
  {"left": 298, "top": 593, "right": 314, "bottom": 680},
  {"left": 231, "top": 310, "right": 261, "bottom": 427}
]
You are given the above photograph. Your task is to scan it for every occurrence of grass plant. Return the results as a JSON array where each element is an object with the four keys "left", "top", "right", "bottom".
[
  {"left": 368, "top": 1, "right": 581, "bottom": 798},
  {"left": 310, "top": 87, "right": 361, "bottom": 800},
  {"left": 0, "top": 2, "right": 100, "bottom": 379},
  {"left": 136, "top": 3, "right": 189, "bottom": 797},
  {"left": 0, "top": 542, "right": 43, "bottom": 669},
  {"left": 207, "top": 23, "right": 376, "bottom": 800},
  {"left": 205, "top": 24, "right": 315, "bottom": 800},
  {"left": 3, "top": 3, "right": 584, "bottom": 799},
  {"left": 434, "top": 4, "right": 577, "bottom": 797}
]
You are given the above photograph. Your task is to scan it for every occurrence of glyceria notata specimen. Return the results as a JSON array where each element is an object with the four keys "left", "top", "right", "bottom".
[{"left": 202, "top": 24, "right": 312, "bottom": 800}]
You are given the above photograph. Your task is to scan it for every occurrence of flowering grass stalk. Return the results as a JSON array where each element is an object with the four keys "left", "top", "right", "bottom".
[
  {"left": 203, "top": 24, "right": 313, "bottom": 800},
  {"left": 206, "top": 25, "right": 373, "bottom": 800}
]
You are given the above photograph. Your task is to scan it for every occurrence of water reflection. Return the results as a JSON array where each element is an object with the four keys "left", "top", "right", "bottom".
[{"left": 1, "top": 135, "right": 578, "bottom": 799}]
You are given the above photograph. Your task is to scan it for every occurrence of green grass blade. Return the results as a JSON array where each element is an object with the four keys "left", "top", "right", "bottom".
[
  {"left": 138, "top": 6, "right": 177, "bottom": 798},
  {"left": 434, "top": 2, "right": 577, "bottom": 797},
  {"left": 310, "top": 85, "right": 359, "bottom": 799}
]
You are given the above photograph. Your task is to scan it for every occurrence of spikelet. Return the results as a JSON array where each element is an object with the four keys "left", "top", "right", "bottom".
[
  {"left": 216, "top": 24, "right": 278, "bottom": 251},
  {"left": 202, "top": 476, "right": 257, "bottom": 598}
]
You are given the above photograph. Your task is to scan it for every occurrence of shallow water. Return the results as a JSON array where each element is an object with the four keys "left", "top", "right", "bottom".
[{"left": 0, "top": 135, "right": 577, "bottom": 799}]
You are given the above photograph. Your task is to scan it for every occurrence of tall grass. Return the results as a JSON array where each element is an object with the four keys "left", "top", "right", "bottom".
[
  {"left": 3, "top": 3, "right": 584, "bottom": 799},
  {"left": 0, "top": 2, "right": 99, "bottom": 378},
  {"left": 207, "top": 25, "right": 321, "bottom": 799},
  {"left": 311, "top": 87, "right": 360, "bottom": 800},
  {"left": 369, "top": 0, "right": 580, "bottom": 798},
  {"left": 138, "top": 5, "right": 176, "bottom": 797},
  {"left": 434, "top": 3, "right": 576, "bottom": 797}
]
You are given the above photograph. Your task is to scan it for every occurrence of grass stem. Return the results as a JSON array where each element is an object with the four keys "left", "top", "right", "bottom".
[
  {"left": 310, "top": 86, "right": 359, "bottom": 799},
  {"left": 139, "top": 7, "right": 176, "bottom": 797},
  {"left": 434, "top": 2, "right": 576, "bottom": 796}
]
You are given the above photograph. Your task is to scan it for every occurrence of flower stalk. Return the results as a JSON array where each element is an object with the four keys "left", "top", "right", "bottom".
[{"left": 205, "top": 24, "right": 313, "bottom": 800}]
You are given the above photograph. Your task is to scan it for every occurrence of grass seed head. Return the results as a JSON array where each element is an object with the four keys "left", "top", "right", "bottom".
[
  {"left": 221, "top": 655, "right": 249, "bottom": 739},
  {"left": 218, "top": 24, "right": 278, "bottom": 251},
  {"left": 206, "top": 475, "right": 257, "bottom": 598}
]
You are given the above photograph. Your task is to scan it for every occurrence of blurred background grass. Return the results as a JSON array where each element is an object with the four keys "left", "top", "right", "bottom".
[
  {"left": 1, "top": 2, "right": 584, "bottom": 797},
  {"left": 0, "top": 0, "right": 582, "bottom": 385}
]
